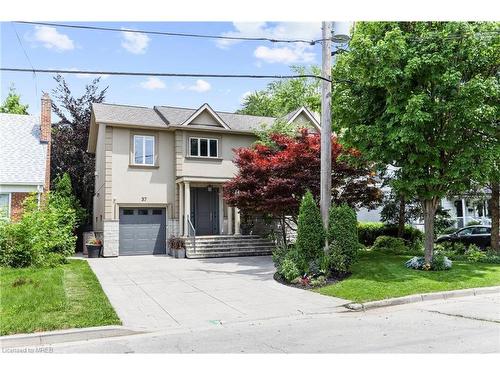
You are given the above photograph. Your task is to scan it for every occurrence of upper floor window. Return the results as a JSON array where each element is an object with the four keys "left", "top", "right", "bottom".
[
  {"left": 189, "top": 137, "right": 218, "bottom": 158},
  {"left": 133, "top": 135, "right": 155, "bottom": 165}
]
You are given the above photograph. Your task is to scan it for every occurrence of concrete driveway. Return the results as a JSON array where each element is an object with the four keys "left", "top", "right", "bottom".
[{"left": 88, "top": 255, "right": 348, "bottom": 331}]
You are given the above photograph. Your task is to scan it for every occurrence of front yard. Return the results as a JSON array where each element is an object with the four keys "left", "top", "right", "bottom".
[
  {"left": 317, "top": 251, "right": 500, "bottom": 303},
  {"left": 0, "top": 260, "right": 120, "bottom": 336}
]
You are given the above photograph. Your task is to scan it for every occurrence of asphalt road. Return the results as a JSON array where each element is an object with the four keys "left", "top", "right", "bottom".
[{"left": 50, "top": 293, "right": 500, "bottom": 353}]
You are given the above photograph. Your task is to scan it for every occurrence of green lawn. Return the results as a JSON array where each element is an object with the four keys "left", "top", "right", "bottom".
[
  {"left": 0, "top": 260, "right": 120, "bottom": 336},
  {"left": 317, "top": 251, "right": 500, "bottom": 303}
]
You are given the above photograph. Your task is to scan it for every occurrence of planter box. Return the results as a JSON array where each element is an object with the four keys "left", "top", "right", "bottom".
[
  {"left": 172, "top": 248, "right": 186, "bottom": 259},
  {"left": 87, "top": 245, "right": 102, "bottom": 258}
]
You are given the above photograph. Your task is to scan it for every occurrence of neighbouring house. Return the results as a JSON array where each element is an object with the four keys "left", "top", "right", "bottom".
[
  {"left": 0, "top": 94, "right": 52, "bottom": 221},
  {"left": 87, "top": 103, "right": 320, "bottom": 257}
]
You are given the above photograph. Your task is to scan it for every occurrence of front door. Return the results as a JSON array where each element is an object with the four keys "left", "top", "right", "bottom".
[{"left": 190, "top": 187, "right": 219, "bottom": 235}]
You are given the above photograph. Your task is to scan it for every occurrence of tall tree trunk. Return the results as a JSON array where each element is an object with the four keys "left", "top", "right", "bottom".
[
  {"left": 397, "top": 195, "right": 406, "bottom": 238},
  {"left": 281, "top": 215, "right": 288, "bottom": 247},
  {"left": 490, "top": 180, "right": 499, "bottom": 252},
  {"left": 423, "top": 198, "right": 438, "bottom": 264}
]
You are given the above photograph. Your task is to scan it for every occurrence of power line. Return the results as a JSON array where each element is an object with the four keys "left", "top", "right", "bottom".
[
  {"left": 10, "top": 23, "right": 39, "bottom": 112},
  {"left": 16, "top": 21, "right": 322, "bottom": 45},
  {"left": 1, "top": 67, "right": 341, "bottom": 83}
]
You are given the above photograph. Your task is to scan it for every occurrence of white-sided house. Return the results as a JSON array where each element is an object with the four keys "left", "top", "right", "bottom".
[
  {"left": 0, "top": 94, "right": 52, "bottom": 221},
  {"left": 87, "top": 103, "right": 320, "bottom": 258}
]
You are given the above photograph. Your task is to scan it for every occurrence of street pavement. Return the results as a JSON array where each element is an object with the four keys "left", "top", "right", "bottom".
[{"left": 49, "top": 291, "right": 500, "bottom": 353}]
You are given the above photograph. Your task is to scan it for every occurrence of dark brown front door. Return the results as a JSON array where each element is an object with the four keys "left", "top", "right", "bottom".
[{"left": 190, "top": 187, "right": 219, "bottom": 235}]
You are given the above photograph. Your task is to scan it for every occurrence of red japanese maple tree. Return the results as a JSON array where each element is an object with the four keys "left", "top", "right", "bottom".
[{"left": 224, "top": 129, "right": 381, "bottom": 239}]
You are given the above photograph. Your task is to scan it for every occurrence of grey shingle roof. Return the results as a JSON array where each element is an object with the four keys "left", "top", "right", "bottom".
[
  {"left": 0, "top": 113, "right": 47, "bottom": 185},
  {"left": 92, "top": 103, "right": 166, "bottom": 127},
  {"left": 93, "top": 103, "right": 278, "bottom": 132}
]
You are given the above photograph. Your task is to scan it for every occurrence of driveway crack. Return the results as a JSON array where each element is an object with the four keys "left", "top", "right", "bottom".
[{"left": 426, "top": 310, "right": 500, "bottom": 324}]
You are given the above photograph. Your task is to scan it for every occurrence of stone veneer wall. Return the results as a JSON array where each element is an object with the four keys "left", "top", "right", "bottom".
[{"left": 102, "top": 220, "right": 119, "bottom": 257}]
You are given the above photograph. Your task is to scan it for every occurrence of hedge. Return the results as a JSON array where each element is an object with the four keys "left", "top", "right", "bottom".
[{"left": 357, "top": 222, "right": 423, "bottom": 246}]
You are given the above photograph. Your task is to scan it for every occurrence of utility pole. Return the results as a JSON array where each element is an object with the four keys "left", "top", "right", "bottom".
[{"left": 320, "top": 21, "right": 332, "bottom": 231}]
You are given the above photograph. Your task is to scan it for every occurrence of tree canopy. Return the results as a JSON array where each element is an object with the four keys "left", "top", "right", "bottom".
[
  {"left": 50, "top": 75, "right": 108, "bottom": 224},
  {"left": 223, "top": 129, "right": 381, "bottom": 242},
  {"left": 332, "top": 21, "right": 500, "bottom": 261},
  {"left": 238, "top": 66, "right": 321, "bottom": 117},
  {"left": 0, "top": 85, "right": 29, "bottom": 115}
]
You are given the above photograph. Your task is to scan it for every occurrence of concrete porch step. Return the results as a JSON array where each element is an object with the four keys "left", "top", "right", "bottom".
[
  {"left": 182, "top": 235, "right": 275, "bottom": 259},
  {"left": 186, "top": 249, "right": 273, "bottom": 259}
]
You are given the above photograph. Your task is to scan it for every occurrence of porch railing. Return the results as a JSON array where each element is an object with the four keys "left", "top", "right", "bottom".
[{"left": 187, "top": 215, "right": 196, "bottom": 253}]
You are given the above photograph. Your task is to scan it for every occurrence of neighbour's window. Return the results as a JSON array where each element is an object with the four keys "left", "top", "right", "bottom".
[
  {"left": 133, "top": 135, "right": 155, "bottom": 165},
  {"left": 0, "top": 194, "right": 9, "bottom": 219},
  {"left": 189, "top": 137, "right": 218, "bottom": 158}
]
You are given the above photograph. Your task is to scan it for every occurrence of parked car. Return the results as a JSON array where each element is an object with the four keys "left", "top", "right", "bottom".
[{"left": 436, "top": 225, "right": 492, "bottom": 249}]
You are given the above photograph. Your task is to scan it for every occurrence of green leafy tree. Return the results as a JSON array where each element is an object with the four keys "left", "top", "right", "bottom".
[
  {"left": 238, "top": 66, "right": 321, "bottom": 117},
  {"left": 332, "top": 22, "right": 499, "bottom": 264},
  {"left": 51, "top": 75, "right": 107, "bottom": 224},
  {"left": 328, "top": 204, "right": 359, "bottom": 273},
  {"left": 295, "top": 191, "right": 326, "bottom": 264},
  {"left": 0, "top": 85, "right": 29, "bottom": 114}
]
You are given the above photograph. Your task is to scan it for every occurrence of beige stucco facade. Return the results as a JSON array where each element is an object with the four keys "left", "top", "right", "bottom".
[{"left": 88, "top": 104, "right": 319, "bottom": 256}]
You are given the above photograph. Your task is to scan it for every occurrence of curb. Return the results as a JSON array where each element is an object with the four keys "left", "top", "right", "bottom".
[
  {"left": 0, "top": 325, "right": 145, "bottom": 349},
  {"left": 344, "top": 286, "right": 500, "bottom": 312}
]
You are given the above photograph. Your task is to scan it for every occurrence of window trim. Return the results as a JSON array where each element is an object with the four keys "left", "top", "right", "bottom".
[
  {"left": 130, "top": 132, "right": 159, "bottom": 167},
  {"left": 188, "top": 137, "right": 219, "bottom": 158},
  {"left": 0, "top": 193, "right": 11, "bottom": 220}
]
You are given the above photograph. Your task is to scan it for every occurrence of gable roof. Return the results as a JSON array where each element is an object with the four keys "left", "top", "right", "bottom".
[
  {"left": 88, "top": 102, "right": 319, "bottom": 152},
  {"left": 0, "top": 113, "right": 48, "bottom": 186},
  {"left": 283, "top": 106, "right": 321, "bottom": 130},
  {"left": 180, "top": 103, "right": 230, "bottom": 129}
]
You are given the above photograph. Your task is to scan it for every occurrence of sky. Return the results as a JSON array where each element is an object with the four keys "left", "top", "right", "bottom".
[{"left": 1, "top": 22, "right": 323, "bottom": 116}]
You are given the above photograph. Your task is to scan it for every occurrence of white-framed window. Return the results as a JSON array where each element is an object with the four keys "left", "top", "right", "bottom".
[
  {"left": 189, "top": 137, "right": 218, "bottom": 158},
  {"left": 0, "top": 193, "right": 10, "bottom": 220},
  {"left": 133, "top": 135, "right": 155, "bottom": 165}
]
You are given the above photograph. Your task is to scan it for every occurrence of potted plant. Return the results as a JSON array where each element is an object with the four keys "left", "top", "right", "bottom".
[
  {"left": 168, "top": 236, "right": 186, "bottom": 258},
  {"left": 86, "top": 238, "right": 102, "bottom": 258}
]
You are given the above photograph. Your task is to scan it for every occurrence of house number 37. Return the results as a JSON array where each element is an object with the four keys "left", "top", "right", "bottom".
[{"left": 141, "top": 197, "right": 147, "bottom": 202}]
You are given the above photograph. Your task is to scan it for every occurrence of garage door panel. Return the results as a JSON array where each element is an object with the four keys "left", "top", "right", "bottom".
[{"left": 119, "top": 208, "right": 166, "bottom": 256}]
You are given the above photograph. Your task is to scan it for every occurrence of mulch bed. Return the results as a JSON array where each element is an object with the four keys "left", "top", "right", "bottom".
[{"left": 273, "top": 271, "right": 351, "bottom": 290}]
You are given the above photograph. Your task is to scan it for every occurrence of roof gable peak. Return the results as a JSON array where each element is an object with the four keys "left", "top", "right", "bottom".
[{"left": 181, "top": 103, "right": 230, "bottom": 129}]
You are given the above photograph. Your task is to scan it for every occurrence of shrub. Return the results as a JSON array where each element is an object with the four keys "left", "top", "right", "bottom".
[
  {"left": 0, "top": 173, "right": 78, "bottom": 268},
  {"left": 295, "top": 191, "right": 325, "bottom": 264},
  {"left": 405, "top": 255, "right": 452, "bottom": 271},
  {"left": 357, "top": 222, "right": 423, "bottom": 246},
  {"left": 466, "top": 220, "right": 482, "bottom": 226},
  {"left": 441, "top": 227, "right": 457, "bottom": 235},
  {"left": 465, "top": 244, "right": 487, "bottom": 262},
  {"left": 431, "top": 252, "right": 453, "bottom": 271},
  {"left": 168, "top": 236, "right": 185, "bottom": 250},
  {"left": 371, "top": 236, "right": 408, "bottom": 255},
  {"left": 328, "top": 204, "right": 359, "bottom": 273},
  {"left": 439, "top": 241, "right": 467, "bottom": 255},
  {"left": 272, "top": 244, "right": 289, "bottom": 270},
  {"left": 280, "top": 257, "right": 301, "bottom": 282}
]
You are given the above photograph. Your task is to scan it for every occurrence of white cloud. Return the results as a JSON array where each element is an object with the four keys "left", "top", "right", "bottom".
[
  {"left": 189, "top": 79, "right": 211, "bottom": 93},
  {"left": 216, "top": 22, "right": 321, "bottom": 65},
  {"left": 254, "top": 45, "right": 315, "bottom": 64},
  {"left": 32, "top": 26, "right": 74, "bottom": 51},
  {"left": 121, "top": 29, "right": 150, "bottom": 54},
  {"left": 178, "top": 80, "right": 212, "bottom": 93},
  {"left": 140, "top": 77, "right": 166, "bottom": 90}
]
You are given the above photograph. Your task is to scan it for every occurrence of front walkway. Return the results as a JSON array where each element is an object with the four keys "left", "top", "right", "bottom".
[{"left": 88, "top": 255, "right": 348, "bottom": 331}]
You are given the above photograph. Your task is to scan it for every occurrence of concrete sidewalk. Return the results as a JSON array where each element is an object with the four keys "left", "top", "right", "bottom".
[{"left": 87, "top": 255, "right": 348, "bottom": 331}]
